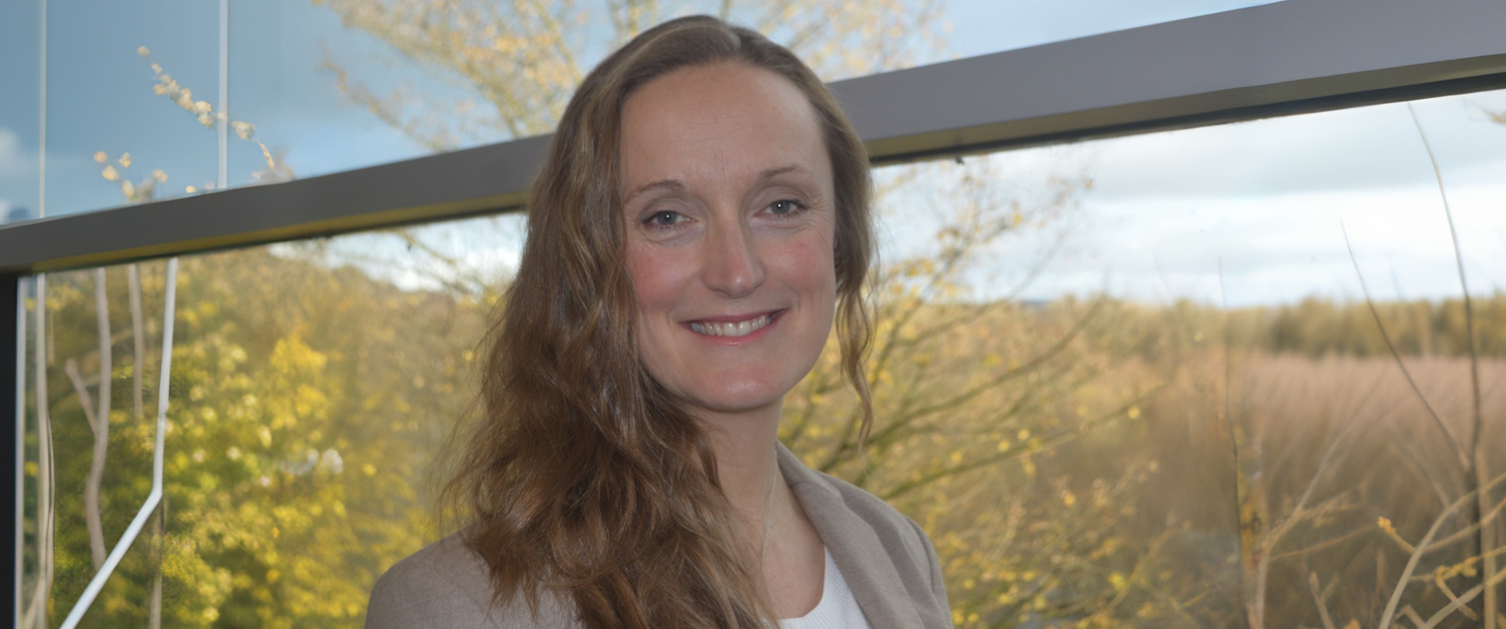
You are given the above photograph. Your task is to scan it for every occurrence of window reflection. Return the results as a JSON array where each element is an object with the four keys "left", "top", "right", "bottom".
[
  {"left": 228, "top": 0, "right": 947, "bottom": 183},
  {"left": 16, "top": 20, "right": 1506, "bottom": 629},
  {"left": 0, "top": 0, "right": 40, "bottom": 224},
  {"left": 9, "top": 0, "right": 1298, "bottom": 221},
  {"left": 19, "top": 0, "right": 951, "bottom": 219},
  {"left": 20, "top": 262, "right": 171, "bottom": 628},
  {"left": 4, "top": 0, "right": 1313, "bottom": 223},
  {"left": 43, "top": 0, "right": 219, "bottom": 217}
]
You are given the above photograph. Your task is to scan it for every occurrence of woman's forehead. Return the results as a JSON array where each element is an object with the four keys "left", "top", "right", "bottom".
[{"left": 618, "top": 62, "right": 830, "bottom": 193}]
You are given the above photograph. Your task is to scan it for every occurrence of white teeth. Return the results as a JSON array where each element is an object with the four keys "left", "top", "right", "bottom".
[{"left": 690, "top": 314, "right": 772, "bottom": 338}]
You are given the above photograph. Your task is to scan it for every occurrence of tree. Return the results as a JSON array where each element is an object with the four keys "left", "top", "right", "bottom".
[{"left": 316, "top": 0, "right": 944, "bottom": 152}]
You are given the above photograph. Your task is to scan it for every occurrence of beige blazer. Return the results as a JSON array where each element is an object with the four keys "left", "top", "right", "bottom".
[{"left": 365, "top": 442, "right": 953, "bottom": 629}]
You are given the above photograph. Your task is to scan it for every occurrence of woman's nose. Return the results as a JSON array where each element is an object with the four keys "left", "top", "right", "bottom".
[{"left": 701, "top": 217, "right": 765, "bottom": 298}]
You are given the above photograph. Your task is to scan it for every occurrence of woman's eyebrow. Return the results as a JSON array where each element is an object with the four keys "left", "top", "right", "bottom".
[
  {"left": 625, "top": 165, "right": 810, "bottom": 204},
  {"left": 756, "top": 164, "right": 807, "bottom": 184},
  {"left": 624, "top": 179, "right": 685, "bottom": 204}
]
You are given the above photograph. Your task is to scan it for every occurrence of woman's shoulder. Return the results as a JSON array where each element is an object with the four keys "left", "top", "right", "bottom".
[
  {"left": 781, "top": 451, "right": 953, "bottom": 628},
  {"left": 778, "top": 446, "right": 942, "bottom": 579},
  {"left": 778, "top": 446, "right": 933, "bottom": 555},
  {"left": 806, "top": 466, "right": 935, "bottom": 557},
  {"left": 365, "top": 534, "right": 577, "bottom": 629}
]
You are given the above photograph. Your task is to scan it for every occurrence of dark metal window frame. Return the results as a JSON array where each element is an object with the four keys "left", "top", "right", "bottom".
[{"left": 6, "top": 0, "right": 1506, "bottom": 620}]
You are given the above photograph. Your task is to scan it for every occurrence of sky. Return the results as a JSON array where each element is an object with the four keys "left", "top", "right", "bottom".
[
  {"left": 0, "top": 0, "right": 1282, "bottom": 218},
  {"left": 5, "top": 0, "right": 1504, "bottom": 307},
  {"left": 919, "top": 90, "right": 1506, "bottom": 307}
]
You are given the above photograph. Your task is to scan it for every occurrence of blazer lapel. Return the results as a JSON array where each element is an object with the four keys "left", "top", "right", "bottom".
[{"left": 777, "top": 442, "right": 925, "bottom": 629}]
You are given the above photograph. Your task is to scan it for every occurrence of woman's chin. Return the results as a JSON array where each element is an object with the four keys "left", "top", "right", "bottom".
[{"left": 680, "top": 382, "right": 789, "bottom": 419}]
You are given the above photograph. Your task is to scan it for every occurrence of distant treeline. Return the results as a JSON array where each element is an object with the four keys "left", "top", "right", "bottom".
[
  {"left": 1015, "top": 293, "right": 1506, "bottom": 362},
  {"left": 1239, "top": 294, "right": 1506, "bottom": 358}
]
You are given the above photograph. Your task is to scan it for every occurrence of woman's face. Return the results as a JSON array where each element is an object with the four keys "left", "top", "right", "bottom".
[{"left": 620, "top": 61, "right": 837, "bottom": 422}]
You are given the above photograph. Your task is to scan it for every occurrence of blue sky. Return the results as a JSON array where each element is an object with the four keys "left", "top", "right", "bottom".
[
  {"left": 8, "top": 0, "right": 1504, "bottom": 307},
  {"left": 0, "top": 0, "right": 1277, "bottom": 219}
]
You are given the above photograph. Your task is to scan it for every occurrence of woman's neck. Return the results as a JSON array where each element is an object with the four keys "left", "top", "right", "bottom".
[
  {"left": 697, "top": 403, "right": 828, "bottom": 618},
  {"left": 698, "top": 404, "right": 787, "bottom": 542}
]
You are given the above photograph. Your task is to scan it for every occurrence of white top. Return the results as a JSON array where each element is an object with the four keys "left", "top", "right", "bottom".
[{"left": 778, "top": 547, "right": 875, "bottom": 629}]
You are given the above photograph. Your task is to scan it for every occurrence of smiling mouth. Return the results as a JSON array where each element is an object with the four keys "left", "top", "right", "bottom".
[{"left": 688, "top": 313, "right": 774, "bottom": 338}]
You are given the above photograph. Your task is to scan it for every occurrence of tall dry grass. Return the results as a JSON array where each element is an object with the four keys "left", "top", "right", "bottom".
[{"left": 1227, "top": 354, "right": 1506, "bottom": 629}]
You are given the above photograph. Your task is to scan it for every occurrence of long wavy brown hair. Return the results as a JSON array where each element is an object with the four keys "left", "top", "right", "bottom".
[{"left": 443, "top": 15, "right": 874, "bottom": 629}]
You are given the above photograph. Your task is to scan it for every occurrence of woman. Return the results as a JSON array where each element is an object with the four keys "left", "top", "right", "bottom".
[{"left": 366, "top": 15, "right": 951, "bottom": 629}]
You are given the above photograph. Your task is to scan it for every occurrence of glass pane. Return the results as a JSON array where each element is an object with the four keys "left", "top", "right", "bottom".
[
  {"left": 20, "top": 262, "right": 172, "bottom": 627},
  {"left": 858, "top": 87, "right": 1506, "bottom": 627},
  {"left": 0, "top": 0, "right": 40, "bottom": 224},
  {"left": 25, "top": 58, "right": 1504, "bottom": 629},
  {"left": 157, "top": 217, "right": 522, "bottom": 625},
  {"left": 225, "top": 0, "right": 447, "bottom": 186},
  {"left": 44, "top": 0, "right": 219, "bottom": 217},
  {"left": 21, "top": 213, "right": 525, "bottom": 626},
  {"left": 945, "top": 0, "right": 1285, "bottom": 60},
  {"left": 18, "top": 0, "right": 1288, "bottom": 221},
  {"left": 71, "top": 510, "right": 167, "bottom": 629},
  {"left": 225, "top": 0, "right": 948, "bottom": 185}
]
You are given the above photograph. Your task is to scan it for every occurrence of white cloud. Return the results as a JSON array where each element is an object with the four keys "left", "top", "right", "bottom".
[
  {"left": 0, "top": 127, "right": 35, "bottom": 180},
  {"left": 1039, "top": 92, "right": 1506, "bottom": 202},
  {"left": 871, "top": 87, "right": 1506, "bottom": 306},
  {"left": 272, "top": 214, "right": 526, "bottom": 294},
  {"left": 957, "top": 182, "right": 1506, "bottom": 306}
]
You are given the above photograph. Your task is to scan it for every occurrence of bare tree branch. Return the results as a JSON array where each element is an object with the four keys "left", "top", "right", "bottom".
[
  {"left": 85, "top": 269, "right": 113, "bottom": 572},
  {"left": 1342, "top": 221, "right": 1467, "bottom": 468},
  {"left": 1408, "top": 102, "right": 1495, "bottom": 629},
  {"left": 1308, "top": 572, "right": 1337, "bottom": 629},
  {"left": 1379, "top": 468, "right": 1506, "bottom": 629}
]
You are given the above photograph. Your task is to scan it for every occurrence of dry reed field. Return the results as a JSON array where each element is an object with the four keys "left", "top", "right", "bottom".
[
  {"left": 912, "top": 342, "right": 1506, "bottom": 628},
  {"left": 781, "top": 289, "right": 1506, "bottom": 628},
  {"left": 1226, "top": 354, "right": 1505, "bottom": 629}
]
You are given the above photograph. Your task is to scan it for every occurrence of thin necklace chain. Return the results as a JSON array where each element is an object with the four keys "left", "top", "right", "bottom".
[
  {"left": 759, "top": 443, "right": 779, "bottom": 629},
  {"left": 758, "top": 443, "right": 778, "bottom": 569}
]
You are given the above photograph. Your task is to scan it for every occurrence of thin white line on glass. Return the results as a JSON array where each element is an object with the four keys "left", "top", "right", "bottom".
[
  {"left": 21, "top": 274, "right": 51, "bottom": 629},
  {"left": 37, "top": 0, "right": 45, "bottom": 218},
  {"left": 13, "top": 278, "right": 26, "bottom": 627},
  {"left": 218, "top": 0, "right": 229, "bottom": 189}
]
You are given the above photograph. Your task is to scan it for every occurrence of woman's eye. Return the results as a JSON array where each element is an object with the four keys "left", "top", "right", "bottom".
[
  {"left": 767, "top": 199, "right": 804, "bottom": 216},
  {"left": 644, "top": 210, "right": 684, "bottom": 227}
]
